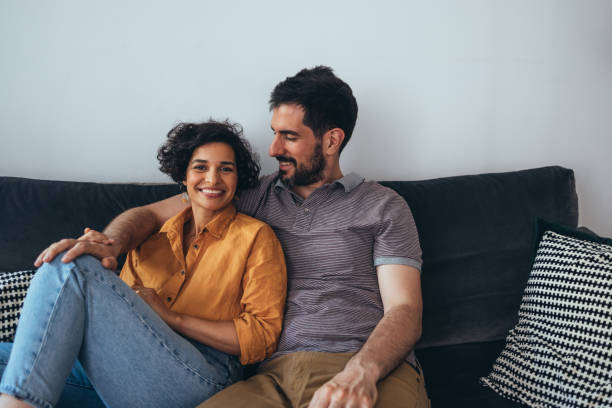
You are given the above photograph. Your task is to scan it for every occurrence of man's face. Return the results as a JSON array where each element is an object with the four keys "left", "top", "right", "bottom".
[{"left": 269, "top": 104, "right": 326, "bottom": 188}]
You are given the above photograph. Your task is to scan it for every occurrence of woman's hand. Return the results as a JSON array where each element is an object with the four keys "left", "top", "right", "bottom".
[{"left": 132, "top": 285, "right": 176, "bottom": 324}]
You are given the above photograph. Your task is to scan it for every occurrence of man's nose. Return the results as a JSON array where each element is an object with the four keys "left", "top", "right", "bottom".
[{"left": 269, "top": 134, "right": 283, "bottom": 157}]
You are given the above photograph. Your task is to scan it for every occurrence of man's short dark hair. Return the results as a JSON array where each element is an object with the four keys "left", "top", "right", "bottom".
[
  {"left": 157, "top": 120, "right": 260, "bottom": 195},
  {"left": 269, "top": 66, "right": 358, "bottom": 153}
]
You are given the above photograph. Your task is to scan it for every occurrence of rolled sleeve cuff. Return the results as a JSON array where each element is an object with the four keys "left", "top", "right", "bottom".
[{"left": 374, "top": 256, "right": 422, "bottom": 272}]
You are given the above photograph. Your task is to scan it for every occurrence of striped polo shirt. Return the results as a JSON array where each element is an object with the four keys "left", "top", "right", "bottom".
[{"left": 237, "top": 172, "right": 422, "bottom": 364}]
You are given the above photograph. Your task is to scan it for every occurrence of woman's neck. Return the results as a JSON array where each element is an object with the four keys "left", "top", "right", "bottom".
[{"left": 190, "top": 205, "right": 216, "bottom": 235}]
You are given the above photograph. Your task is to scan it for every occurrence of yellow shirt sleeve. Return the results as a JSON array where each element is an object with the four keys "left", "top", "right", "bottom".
[{"left": 232, "top": 224, "right": 287, "bottom": 365}]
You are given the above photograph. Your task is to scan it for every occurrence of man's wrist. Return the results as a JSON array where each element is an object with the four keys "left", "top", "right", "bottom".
[{"left": 344, "top": 356, "right": 382, "bottom": 383}]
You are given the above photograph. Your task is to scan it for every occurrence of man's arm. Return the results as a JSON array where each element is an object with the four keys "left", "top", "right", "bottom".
[
  {"left": 308, "top": 264, "right": 423, "bottom": 408},
  {"left": 35, "top": 194, "right": 188, "bottom": 269}
]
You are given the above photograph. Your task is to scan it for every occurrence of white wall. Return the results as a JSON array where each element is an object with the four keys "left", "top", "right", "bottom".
[{"left": 1, "top": 0, "right": 611, "bottom": 235}]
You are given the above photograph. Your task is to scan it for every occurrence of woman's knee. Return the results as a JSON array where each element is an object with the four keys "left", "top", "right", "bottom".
[{"left": 32, "top": 252, "right": 104, "bottom": 291}]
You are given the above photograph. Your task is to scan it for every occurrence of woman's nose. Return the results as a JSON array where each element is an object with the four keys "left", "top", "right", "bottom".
[{"left": 206, "top": 170, "right": 219, "bottom": 185}]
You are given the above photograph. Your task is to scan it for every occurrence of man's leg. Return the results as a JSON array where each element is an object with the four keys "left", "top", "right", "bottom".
[
  {"left": 296, "top": 352, "right": 429, "bottom": 408},
  {"left": 202, "top": 351, "right": 429, "bottom": 408},
  {"left": 200, "top": 356, "right": 297, "bottom": 408},
  {"left": 0, "top": 254, "right": 241, "bottom": 408}
]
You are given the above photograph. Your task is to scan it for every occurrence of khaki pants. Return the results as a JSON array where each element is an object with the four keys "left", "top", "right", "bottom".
[{"left": 200, "top": 352, "right": 430, "bottom": 408}]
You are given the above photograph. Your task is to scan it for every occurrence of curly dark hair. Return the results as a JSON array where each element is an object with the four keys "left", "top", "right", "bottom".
[
  {"left": 269, "top": 65, "right": 358, "bottom": 153},
  {"left": 157, "top": 120, "right": 260, "bottom": 195}
]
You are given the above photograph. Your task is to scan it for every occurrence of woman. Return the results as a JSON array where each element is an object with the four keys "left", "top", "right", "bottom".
[{"left": 0, "top": 120, "right": 287, "bottom": 408}]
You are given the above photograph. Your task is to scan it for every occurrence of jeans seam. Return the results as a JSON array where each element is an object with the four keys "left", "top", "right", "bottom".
[
  {"left": 0, "top": 383, "right": 53, "bottom": 408},
  {"left": 86, "top": 264, "right": 225, "bottom": 390},
  {"left": 22, "top": 268, "right": 74, "bottom": 397},
  {"left": 64, "top": 379, "right": 95, "bottom": 389}
]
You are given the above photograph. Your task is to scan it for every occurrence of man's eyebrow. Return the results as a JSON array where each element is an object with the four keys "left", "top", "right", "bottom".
[{"left": 271, "top": 126, "right": 300, "bottom": 136}]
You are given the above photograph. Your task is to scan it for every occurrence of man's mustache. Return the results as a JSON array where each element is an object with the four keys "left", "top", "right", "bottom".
[{"left": 275, "top": 156, "right": 297, "bottom": 166}]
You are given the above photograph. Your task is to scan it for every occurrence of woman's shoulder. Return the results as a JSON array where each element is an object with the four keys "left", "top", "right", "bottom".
[
  {"left": 231, "top": 212, "right": 277, "bottom": 238},
  {"left": 233, "top": 211, "right": 270, "bottom": 229}
]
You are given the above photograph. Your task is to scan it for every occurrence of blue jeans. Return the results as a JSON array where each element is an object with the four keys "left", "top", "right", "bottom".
[{"left": 0, "top": 254, "right": 242, "bottom": 408}]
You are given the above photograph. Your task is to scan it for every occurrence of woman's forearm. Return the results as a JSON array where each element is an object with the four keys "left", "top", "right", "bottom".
[{"left": 167, "top": 313, "right": 241, "bottom": 356}]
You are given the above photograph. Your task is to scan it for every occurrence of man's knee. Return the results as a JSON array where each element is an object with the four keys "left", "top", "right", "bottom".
[
  {"left": 199, "top": 375, "right": 289, "bottom": 408},
  {"left": 376, "top": 363, "right": 429, "bottom": 408}
]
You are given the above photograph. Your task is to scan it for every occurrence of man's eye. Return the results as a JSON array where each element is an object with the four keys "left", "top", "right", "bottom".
[{"left": 284, "top": 135, "right": 297, "bottom": 141}]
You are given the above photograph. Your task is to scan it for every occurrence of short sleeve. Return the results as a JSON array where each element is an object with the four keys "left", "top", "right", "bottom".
[{"left": 373, "top": 193, "right": 422, "bottom": 271}]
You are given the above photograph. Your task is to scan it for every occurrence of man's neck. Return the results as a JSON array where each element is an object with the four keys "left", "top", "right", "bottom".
[{"left": 291, "top": 167, "right": 344, "bottom": 200}]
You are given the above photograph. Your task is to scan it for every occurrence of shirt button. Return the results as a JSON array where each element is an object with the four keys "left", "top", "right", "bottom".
[
  {"left": 166, "top": 297, "right": 172, "bottom": 302},
  {"left": 304, "top": 208, "right": 310, "bottom": 213}
]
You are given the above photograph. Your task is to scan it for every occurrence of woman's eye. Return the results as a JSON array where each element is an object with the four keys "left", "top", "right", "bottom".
[
  {"left": 220, "top": 167, "right": 235, "bottom": 173},
  {"left": 194, "top": 165, "right": 207, "bottom": 171}
]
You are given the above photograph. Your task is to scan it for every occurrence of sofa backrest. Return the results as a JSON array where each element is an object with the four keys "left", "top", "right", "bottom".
[
  {"left": 380, "top": 165, "right": 578, "bottom": 349},
  {"left": 0, "top": 177, "right": 180, "bottom": 272},
  {"left": 1, "top": 166, "right": 579, "bottom": 350}
]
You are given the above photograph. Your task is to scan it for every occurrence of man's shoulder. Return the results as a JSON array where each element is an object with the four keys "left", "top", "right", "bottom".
[
  {"left": 351, "top": 179, "right": 407, "bottom": 203},
  {"left": 245, "top": 173, "right": 278, "bottom": 195},
  {"left": 236, "top": 173, "right": 279, "bottom": 215}
]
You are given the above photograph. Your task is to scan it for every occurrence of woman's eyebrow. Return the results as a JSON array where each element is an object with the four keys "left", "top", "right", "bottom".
[{"left": 191, "top": 159, "right": 236, "bottom": 165}]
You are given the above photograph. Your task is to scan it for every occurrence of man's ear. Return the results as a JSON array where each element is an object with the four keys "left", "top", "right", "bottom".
[{"left": 323, "top": 128, "right": 345, "bottom": 155}]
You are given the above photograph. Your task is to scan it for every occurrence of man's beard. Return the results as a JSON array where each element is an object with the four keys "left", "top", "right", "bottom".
[{"left": 277, "top": 143, "right": 326, "bottom": 188}]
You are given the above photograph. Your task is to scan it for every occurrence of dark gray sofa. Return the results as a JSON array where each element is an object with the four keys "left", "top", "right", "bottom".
[{"left": 0, "top": 165, "right": 579, "bottom": 407}]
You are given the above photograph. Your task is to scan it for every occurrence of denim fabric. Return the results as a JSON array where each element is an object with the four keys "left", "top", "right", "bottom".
[
  {"left": 0, "top": 344, "right": 104, "bottom": 408},
  {"left": 0, "top": 254, "right": 242, "bottom": 408}
]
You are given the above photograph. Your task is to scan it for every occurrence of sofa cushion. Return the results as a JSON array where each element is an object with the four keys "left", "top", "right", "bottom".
[
  {"left": 0, "top": 177, "right": 180, "bottom": 272},
  {"left": 481, "top": 219, "right": 612, "bottom": 407},
  {"left": 380, "top": 166, "right": 578, "bottom": 349},
  {"left": 0, "top": 269, "right": 35, "bottom": 341}
]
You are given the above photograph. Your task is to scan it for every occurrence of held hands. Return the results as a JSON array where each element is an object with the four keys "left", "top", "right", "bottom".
[
  {"left": 308, "top": 364, "right": 378, "bottom": 408},
  {"left": 34, "top": 228, "right": 120, "bottom": 270}
]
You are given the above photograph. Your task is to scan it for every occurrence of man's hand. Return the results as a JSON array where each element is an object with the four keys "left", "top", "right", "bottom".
[
  {"left": 34, "top": 228, "right": 120, "bottom": 270},
  {"left": 309, "top": 265, "right": 423, "bottom": 408},
  {"left": 308, "top": 364, "right": 378, "bottom": 408}
]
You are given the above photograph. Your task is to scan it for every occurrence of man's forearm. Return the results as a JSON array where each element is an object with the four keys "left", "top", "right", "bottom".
[
  {"left": 346, "top": 303, "right": 422, "bottom": 381},
  {"left": 103, "top": 206, "right": 161, "bottom": 255}
]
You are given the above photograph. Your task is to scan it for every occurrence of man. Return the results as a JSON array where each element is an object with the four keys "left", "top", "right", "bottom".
[{"left": 39, "top": 66, "right": 429, "bottom": 407}]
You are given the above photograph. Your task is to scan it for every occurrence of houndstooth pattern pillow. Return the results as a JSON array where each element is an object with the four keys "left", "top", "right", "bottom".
[
  {"left": 481, "top": 225, "right": 612, "bottom": 407},
  {"left": 0, "top": 270, "right": 35, "bottom": 342}
]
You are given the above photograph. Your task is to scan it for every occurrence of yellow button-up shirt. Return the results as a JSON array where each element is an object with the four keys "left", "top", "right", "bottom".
[{"left": 120, "top": 205, "right": 287, "bottom": 365}]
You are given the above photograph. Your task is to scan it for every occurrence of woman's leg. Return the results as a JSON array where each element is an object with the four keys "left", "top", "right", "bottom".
[
  {"left": 0, "top": 254, "right": 242, "bottom": 408},
  {"left": 0, "top": 342, "right": 104, "bottom": 408}
]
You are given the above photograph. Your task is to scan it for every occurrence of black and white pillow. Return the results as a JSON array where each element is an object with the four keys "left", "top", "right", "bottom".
[
  {"left": 0, "top": 270, "right": 35, "bottom": 342},
  {"left": 481, "top": 219, "right": 612, "bottom": 407}
]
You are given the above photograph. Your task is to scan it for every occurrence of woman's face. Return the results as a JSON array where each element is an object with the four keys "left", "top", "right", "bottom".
[{"left": 183, "top": 142, "right": 238, "bottom": 217}]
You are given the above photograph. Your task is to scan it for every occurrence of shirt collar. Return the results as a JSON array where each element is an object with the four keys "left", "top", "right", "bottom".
[
  {"left": 160, "top": 204, "right": 237, "bottom": 240},
  {"left": 333, "top": 172, "right": 365, "bottom": 192},
  {"left": 273, "top": 172, "right": 365, "bottom": 194}
]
